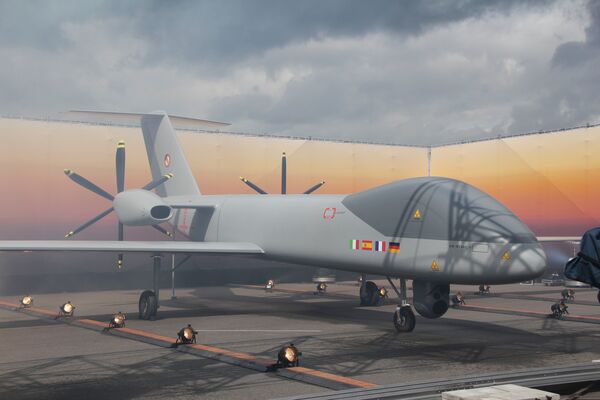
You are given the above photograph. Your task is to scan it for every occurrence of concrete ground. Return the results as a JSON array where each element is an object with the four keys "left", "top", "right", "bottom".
[{"left": 1, "top": 281, "right": 599, "bottom": 399}]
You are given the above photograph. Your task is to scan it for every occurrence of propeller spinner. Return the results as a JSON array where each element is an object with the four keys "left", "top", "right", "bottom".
[{"left": 63, "top": 140, "right": 174, "bottom": 268}]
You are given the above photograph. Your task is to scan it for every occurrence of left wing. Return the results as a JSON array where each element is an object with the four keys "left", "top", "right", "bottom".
[{"left": 0, "top": 241, "right": 264, "bottom": 255}]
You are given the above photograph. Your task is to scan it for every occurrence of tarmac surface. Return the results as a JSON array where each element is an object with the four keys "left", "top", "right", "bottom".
[{"left": 1, "top": 280, "right": 599, "bottom": 399}]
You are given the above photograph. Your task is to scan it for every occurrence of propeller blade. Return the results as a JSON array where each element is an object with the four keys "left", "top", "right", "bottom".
[
  {"left": 151, "top": 224, "right": 173, "bottom": 237},
  {"left": 303, "top": 181, "right": 325, "bottom": 194},
  {"left": 141, "top": 173, "right": 174, "bottom": 191},
  {"left": 64, "top": 169, "right": 114, "bottom": 201},
  {"left": 281, "top": 152, "right": 287, "bottom": 195},
  {"left": 117, "top": 222, "right": 124, "bottom": 269},
  {"left": 116, "top": 140, "right": 125, "bottom": 193},
  {"left": 239, "top": 177, "right": 267, "bottom": 194},
  {"left": 65, "top": 207, "right": 114, "bottom": 238}
]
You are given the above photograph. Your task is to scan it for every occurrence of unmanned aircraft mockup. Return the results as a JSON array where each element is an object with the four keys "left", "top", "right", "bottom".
[{"left": 0, "top": 111, "right": 548, "bottom": 332}]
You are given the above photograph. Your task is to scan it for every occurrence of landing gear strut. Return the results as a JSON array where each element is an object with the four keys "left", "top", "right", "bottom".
[
  {"left": 139, "top": 255, "right": 161, "bottom": 320},
  {"left": 388, "top": 277, "right": 416, "bottom": 333}
]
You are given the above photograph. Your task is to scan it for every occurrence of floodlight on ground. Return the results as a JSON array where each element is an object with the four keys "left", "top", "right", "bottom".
[
  {"left": 58, "top": 301, "right": 75, "bottom": 318},
  {"left": 19, "top": 295, "right": 33, "bottom": 308},
  {"left": 109, "top": 312, "right": 126, "bottom": 328},
  {"left": 265, "top": 279, "right": 274, "bottom": 291},
  {"left": 276, "top": 343, "right": 301, "bottom": 368},
  {"left": 316, "top": 282, "right": 327, "bottom": 294},
  {"left": 176, "top": 324, "right": 198, "bottom": 344},
  {"left": 379, "top": 287, "right": 388, "bottom": 298}
]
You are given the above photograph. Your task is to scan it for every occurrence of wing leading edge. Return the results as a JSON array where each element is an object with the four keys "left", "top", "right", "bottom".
[{"left": 0, "top": 241, "right": 264, "bottom": 255}]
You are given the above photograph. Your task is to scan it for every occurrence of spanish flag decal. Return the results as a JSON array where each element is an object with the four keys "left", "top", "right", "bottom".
[{"left": 361, "top": 240, "right": 373, "bottom": 251}]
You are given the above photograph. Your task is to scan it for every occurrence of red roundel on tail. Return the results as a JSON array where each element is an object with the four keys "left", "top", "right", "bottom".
[{"left": 164, "top": 153, "right": 171, "bottom": 167}]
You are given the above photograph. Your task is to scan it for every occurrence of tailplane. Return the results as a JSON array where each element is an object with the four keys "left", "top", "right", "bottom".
[
  {"left": 67, "top": 110, "right": 230, "bottom": 197},
  {"left": 141, "top": 112, "right": 200, "bottom": 197}
]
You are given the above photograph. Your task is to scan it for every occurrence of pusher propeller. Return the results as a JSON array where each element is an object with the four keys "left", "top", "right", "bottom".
[
  {"left": 64, "top": 140, "right": 174, "bottom": 268},
  {"left": 240, "top": 152, "right": 325, "bottom": 195}
]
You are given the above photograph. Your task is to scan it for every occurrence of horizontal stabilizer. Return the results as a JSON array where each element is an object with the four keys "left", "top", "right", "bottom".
[
  {"left": 0, "top": 241, "right": 263, "bottom": 255},
  {"left": 66, "top": 110, "right": 231, "bottom": 129}
]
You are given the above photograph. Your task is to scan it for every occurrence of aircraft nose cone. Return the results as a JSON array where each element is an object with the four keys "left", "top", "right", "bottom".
[{"left": 507, "top": 243, "right": 547, "bottom": 281}]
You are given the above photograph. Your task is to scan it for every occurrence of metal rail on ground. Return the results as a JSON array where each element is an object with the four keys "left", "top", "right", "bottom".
[{"left": 275, "top": 363, "right": 600, "bottom": 400}]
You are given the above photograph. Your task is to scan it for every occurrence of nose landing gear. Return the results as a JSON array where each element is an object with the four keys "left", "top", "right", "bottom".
[{"left": 359, "top": 275, "right": 416, "bottom": 332}]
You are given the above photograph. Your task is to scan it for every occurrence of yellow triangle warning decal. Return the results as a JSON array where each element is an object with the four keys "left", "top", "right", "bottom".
[
  {"left": 431, "top": 260, "right": 439, "bottom": 271},
  {"left": 501, "top": 251, "right": 511, "bottom": 261},
  {"left": 413, "top": 209, "right": 422, "bottom": 219}
]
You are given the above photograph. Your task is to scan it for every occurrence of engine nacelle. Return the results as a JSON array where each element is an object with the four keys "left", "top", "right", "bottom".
[
  {"left": 113, "top": 189, "right": 173, "bottom": 226},
  {"left": 412, "top": 281, "right": 450, "bottom": 319}
]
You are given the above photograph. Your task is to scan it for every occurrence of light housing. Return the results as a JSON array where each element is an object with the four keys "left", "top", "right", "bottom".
[
  {"left": 20, "top": 295, "right": 33, "bottom": 308},
  {"left": 379, "top": 287, "right": 388, "bottom": 298},
  {"left": 265, "top": 279, "right": 274, "bottom": 291},
  {"left": 110, "top": 312, "right": 126, "bottom": 328},
  {"left": 277, "top": 343, "right": 301, "bottom": 368},
  {"left": 317, "top": 282, "right": 327, "bottom": 293},
  {"left": 176, "top": 324, "right": 198, "bottom": 344},
  {"left": 59, "top": 301, "right": 75, "bottom": 317}
]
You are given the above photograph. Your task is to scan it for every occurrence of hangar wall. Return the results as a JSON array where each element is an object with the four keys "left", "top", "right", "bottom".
[
  {"left": 431, "top": 126, "right": 600, "bottom": 237},
  {"left": 1, "top": 117, "right": 598, "bottom": 293}
]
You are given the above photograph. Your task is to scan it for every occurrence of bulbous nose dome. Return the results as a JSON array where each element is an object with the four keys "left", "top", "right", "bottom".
[{"left": 343, "top": 177, "right": 537, "bottom": 244}]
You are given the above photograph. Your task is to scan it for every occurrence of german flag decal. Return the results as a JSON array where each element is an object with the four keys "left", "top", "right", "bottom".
[{"left": 389, "top": 242, "right": 400, "bottom": 253}]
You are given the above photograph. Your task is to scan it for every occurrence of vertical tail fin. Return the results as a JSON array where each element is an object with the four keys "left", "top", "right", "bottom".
[{"left": 141, "top": 113, "right": 201, "bottom": 197}]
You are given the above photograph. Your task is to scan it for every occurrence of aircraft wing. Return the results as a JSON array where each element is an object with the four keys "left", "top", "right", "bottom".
[{"left": 0, "top": 241, "right": 264, "bottom": 255}]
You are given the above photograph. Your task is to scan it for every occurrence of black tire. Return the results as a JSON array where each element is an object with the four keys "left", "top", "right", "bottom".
[
  {"left": 139, "top": 290, "right": 157, "bottom": 320},
  {"left": 360, "top": 281, "right": 380, "bottom": 306},
  {"left": 394, "top": 307, "right": 416, "bottom": 332}
]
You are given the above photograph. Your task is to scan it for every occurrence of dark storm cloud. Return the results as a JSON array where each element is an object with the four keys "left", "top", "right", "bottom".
[
  {"left": 1, "top": 0, "right": 548, "bottom": 64},
  {"left": 121, "top": 0, "right": 554, "bottom": 67},
  {"left": 0, "top": 0, "right": 595, "bottom": 145}
]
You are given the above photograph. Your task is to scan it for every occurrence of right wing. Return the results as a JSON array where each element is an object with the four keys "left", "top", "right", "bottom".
[{"left": 0, "top": 241, "right": 264, "bottom": 255}]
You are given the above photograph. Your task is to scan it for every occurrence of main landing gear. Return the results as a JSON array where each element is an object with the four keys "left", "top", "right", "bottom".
[
  {"left": 139, "top": 255, "right": 161, "bottom": 320},
  {"left": 359, "top": 274, "right": 416, "bottom": 332}
]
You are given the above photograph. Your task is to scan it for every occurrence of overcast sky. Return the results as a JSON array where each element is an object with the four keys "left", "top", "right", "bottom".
[{"left": 1, "top": 0, "right": 599, "bottom": 145}]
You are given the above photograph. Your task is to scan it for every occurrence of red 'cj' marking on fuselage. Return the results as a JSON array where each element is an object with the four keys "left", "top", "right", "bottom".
[
  {"left": 164, "top": 154, "right": 171, "bottom": 167},
  {"left": 323, "top": 207, "right": 336, "bottom": 220}
]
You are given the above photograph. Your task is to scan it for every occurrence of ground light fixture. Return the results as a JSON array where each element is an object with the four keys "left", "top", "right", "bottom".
[
  {"left": 109, "top": 312, "right": 126, "bottom": 328},
  {"left": 379, "top": 287, "right": 388, "bottom": 299},
  {"left": 176, "top": 324, "right": 198, "bottom": 344},
  {"left": 276, "top": 343, "right": 301, "bottom": 368},
  {"left": 19, "top": 295, "right": 33, "bottom": 308},
  {"left": 58, "top": 301, "right": 75, "bottom": 318},
  {"left": 316, "top": 282, "right": 327, "bottom": 295},
  {"left": 265, "top": 279, "right": 275, "bottom": 292}
]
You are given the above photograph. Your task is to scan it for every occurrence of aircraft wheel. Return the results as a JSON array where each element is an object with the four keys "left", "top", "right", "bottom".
[
  {"left": 393, "top": 306, "right": 416, "bottom": 332},
  {"left": 139, "top": 290, "right": 157, "bottom": 320},
  {"left": 360, "top": 281, "right": 380, "bottom": 306}
]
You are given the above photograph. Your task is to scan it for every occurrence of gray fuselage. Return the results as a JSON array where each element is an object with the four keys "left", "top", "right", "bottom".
[{"left": 168, "top": 177, "right": 546, "bottom": 284}]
